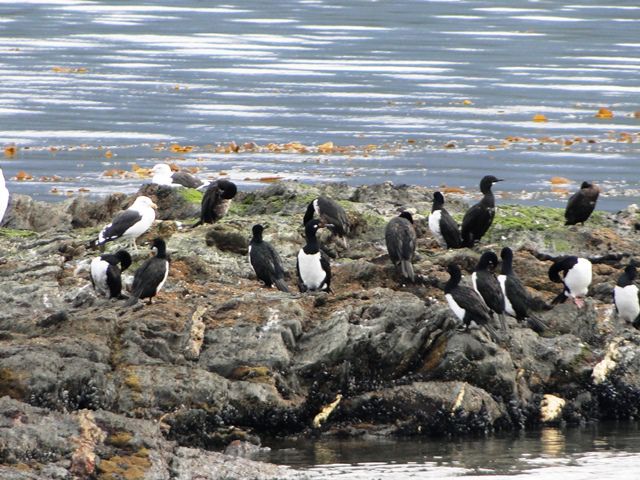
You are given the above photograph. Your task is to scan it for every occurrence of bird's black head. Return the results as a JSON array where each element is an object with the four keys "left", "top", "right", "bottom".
[
  {"left": 151, "top": 238, "right": 167, "bottom": 258},
  {"left": 399, "top": 211, "right": 414, "bottom": 224},
  {"left": 432, "top": 191, "right": 445, "bottom": 208},
  {"left": 447, "top": 264, "right": 460, "bottom": 276},
  {"left": 500, "top": 247, "right": 513, "bottom": 274},
  {"left": 115, "top": 250, "right": 133, "bottom": 271},
  {"left": 477, "top": 251, "right": 499, "bottom": 271},
  {"left": 219, "top": 180, "right": 238, "bottom": 200},
  {"left": 580, "top": 181, "right": 592, "bottom": 189},
  {"left": 304, "top": 219, "right": 324, "bottom": 240},
  {"left": 252, "top": 224, "right": 265, "bottom": 241},
  {"left": 445, "top": 264, "right": 462, "bottom": 292},
  {"left": 480, "top": 175, "right": 503, "bottom": 194},
  {"left": 500, "top": 247, "right": 513, "bottom": 263},
  {"left": 624, "top": 264, "right": 637, "bottom": 280}
]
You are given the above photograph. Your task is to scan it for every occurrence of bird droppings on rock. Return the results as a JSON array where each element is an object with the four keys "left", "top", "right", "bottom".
[{"left": 540, "top": 394, "right": 566, "bottom": 423}]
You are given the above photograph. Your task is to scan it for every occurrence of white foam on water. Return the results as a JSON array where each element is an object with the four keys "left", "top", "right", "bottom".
[
  {"left": 230, "top": 18, "right": 298, "bottom": 24},
  {"left": 498, "top": 82, "right": 640, "bottom": 93},
  {"left": 186, "top": 67, "right": 334, "bottom": 76},
  {"left": 473, "top": 7, "right": 545, "bottom": 12},
  {"left": 2, "top": 130, "right": 176, "bottom": 140},
  {"left": 442, "top": 30, "right": 547, "bottom": 37},
  {"left": 565, "top": 5, "right": 640, "bottom": 10},
  {"left": 57, "top": 5, "right": 250, "bottom": 14},
  {"left": 297, "top": 25, "right": 393, "bottom": 31},
  {"left": 510, "top": 15, "right": 585, "bottom": 22}
]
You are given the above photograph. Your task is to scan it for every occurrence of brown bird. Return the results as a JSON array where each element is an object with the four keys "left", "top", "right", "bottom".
[
  {"left": 565, "top": 181, "right": 599, "bottom": 226},
  {"left": 385, "top": 211, "right": 417, "bottom": 283}
]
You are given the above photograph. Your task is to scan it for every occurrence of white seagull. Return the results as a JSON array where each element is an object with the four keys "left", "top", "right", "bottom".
[
  {"left": 0, "top": 168, "right": 8, "bottom": 226},
  {"left": 96, "top": 196, "right": 157, "bottom": 251},
  {"left": 151, "top": 163, "right": 203, "bottom": 189}
]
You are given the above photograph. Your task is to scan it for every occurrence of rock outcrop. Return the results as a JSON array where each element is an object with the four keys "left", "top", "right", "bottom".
[{"left": 1, "top": 181, "right": 639, "bottom": 478}]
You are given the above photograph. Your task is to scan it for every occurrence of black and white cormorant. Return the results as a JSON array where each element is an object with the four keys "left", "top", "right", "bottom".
[
  {"left": 385, "top": 211, "right": 417, "bottom": 283},
  {"left": 192, "top": 179, "right": 237, "bottom": 227},
  {"left": 90, "top": 250, "right": 132, "bottom": 299},
  {"left": 614, "top": 265, "right": 640, "bottom": 326},
  {"left": 303, "top": 196, "right": 349, "bottom": 248},
  {"left": 429, "top": 191, "right": 461, "bottom": 249},
  {"left": 125, "top": 238, "right": 170, "bottom": 306},
  {"left": 297, "top": 219, "right": 332, "bottom": 293},
  {"left": 249, "top": 224, "right": 290, "bottom": 293},
  {"left": 548, "top": 256, "right": 592, "bottom": 308},
  {"left": 471, "top": 251, "right": 507, "bottom": 331},
  {"left": 151, "top": 163, "right": 203, "bottom": 189},
  {"left": 460, "top": 175, "right": 503, "bottom": 248},
  {"left": 498, "top": 247, "right": 547, "bottom": 333},
  {"left": 565, "top": 181, "right": 600, "bottom": 226},
  {"left": 95, "top": 196, "right": 157, "bottom": 251},
  {"left": 444, "top": 264, "right": 499, "bottom": 341}
]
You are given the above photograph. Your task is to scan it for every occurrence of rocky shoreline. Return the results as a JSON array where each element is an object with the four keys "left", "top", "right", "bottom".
[{"left": 1, "top": 181, "right": 640, "bottom": 479}]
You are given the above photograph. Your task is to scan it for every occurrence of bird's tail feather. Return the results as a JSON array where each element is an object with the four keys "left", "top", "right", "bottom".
[
  {"left": 124, "top": 295, "right": 139, "bottom": 307},
  {"left": 190, "top": 219, "right": 203, "bottom": 229},
  {"left": 498, "top": 313, "right": 508, "bottom": 331},
  {"left": 551, "top": 291, "right": 567, "bottom": 305},
  {"left": 401, "top": 260, "right": 415, "bottom": 283},
  {"left": 274, "top": 278, "right": 290, "bottom": 293},
  {"left": 484, "top": 323, "right": 499, "bottom": 342},
  {"left": 527, "top": 314, "right": 547, "bottom": 333}
]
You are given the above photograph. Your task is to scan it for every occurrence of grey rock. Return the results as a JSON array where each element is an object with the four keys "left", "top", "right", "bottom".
[
  {"left": 0, "top": 397, "right": 305, "bottom": 479},
  {"left": 3, "top": 180, "right": 640, "bottom": 472},
  {"left": 171, "top": 446, "right": 305, "bottom": 480},
  {"left": 341, "top": 381, "right": 507, "bottom": 435},
  {"left": 421, "top": 330, "right": 518, "bottom": 398},
  {"left": 205, "top": 223, "right": 249, "bottom": 255},
  {"left": 2, "top": 195, "right": 71, "bottom": 232},
  {"left": 68, "top": 193, "right": 128, "bottom": 229},
  {"left": 224, "top": 439, "right": 270, "bottom": 459},
  {"left": 137, "top": 183, "right": 201, "bottom": 220}
]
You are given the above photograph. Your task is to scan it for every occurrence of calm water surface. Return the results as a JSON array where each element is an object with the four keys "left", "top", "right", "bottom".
[
  {"left": 0, "top": 0, "right": 639, "bottom": 208},
  {"left": 1, "top": 2, "right": 640, "bottom": 477},
  {"left": 265, "top": 424, "right": 640, "bottom": 479}
]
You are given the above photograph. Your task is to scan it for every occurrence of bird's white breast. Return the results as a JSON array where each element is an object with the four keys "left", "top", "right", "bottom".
[
  {"left": 123, "top": 206, "right": 156, "bottom": 239},
  {"left": 445, "top": 293, "right": 466, "bottom": 322},
  {"left": 497, "top": 274, "right": 515, "bottom": 317},
  {"left": 298, "top": 250, "right": 326, "bottom": 290},
  {"left": 90, "top": 258, "right": 110, "bottom": 296},
  {"left": 0, "top": 184, "right": 8, "bottom": 225},
  {"left": 152, "top": 172, "right": 173, "bottom": 186},
  {"left": 471, "top": 272, "right": 478, "bottom": 293},
  {"left": 615, "top": 285, "right": 639, "bottom": 323},
  {"left": 564, "top": 258, "right": 592, "bottom": 298},
  {"left": 428, "top": 210, "right": 446, "bottom": 247},
  {"left": 156, "top": 261, "right": 170, "bottom": 295}
]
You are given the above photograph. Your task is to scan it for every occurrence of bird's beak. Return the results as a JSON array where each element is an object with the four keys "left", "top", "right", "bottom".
[
  {"left": 320, "top": 223, "right": 334, "bottom": 228},
  {"left": 151, "top": 202, "right": 158, "bottom": 209},
  {"left": 495, "top": 178, "right": 504, "bottom": 183}
]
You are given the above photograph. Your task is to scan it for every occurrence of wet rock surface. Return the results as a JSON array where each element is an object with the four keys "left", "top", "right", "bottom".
[{"left": 0, "top": 181, "right": 639, "bottom": 478}]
